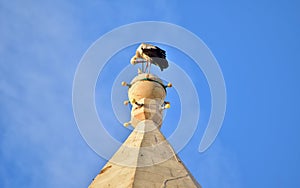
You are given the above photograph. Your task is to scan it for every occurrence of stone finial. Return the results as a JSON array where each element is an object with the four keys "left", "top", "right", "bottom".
[{"left": 126, "top": 73, "right": 166, "bottom": 128}]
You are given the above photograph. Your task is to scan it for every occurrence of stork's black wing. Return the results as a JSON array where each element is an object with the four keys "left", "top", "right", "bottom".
[
  {"left": 142, "top": 46, "right": 166, "bottom": 59},
  {"left": 141, "top": 44, "right": 168, "bottom": 71}
]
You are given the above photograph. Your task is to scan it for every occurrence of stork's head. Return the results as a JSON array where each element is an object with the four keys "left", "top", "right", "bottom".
[{"left": 130, "top": 56, "right": 137, "bottom": 65}]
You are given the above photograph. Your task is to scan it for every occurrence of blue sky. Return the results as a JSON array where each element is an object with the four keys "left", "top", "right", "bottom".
[{"left": 1, "top": 0, "right": 300, "bottom": 187}]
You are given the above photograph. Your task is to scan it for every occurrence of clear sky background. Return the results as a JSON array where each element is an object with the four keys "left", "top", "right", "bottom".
[{"left": 1, "top": 0, "right": 300, "bottom": 188}]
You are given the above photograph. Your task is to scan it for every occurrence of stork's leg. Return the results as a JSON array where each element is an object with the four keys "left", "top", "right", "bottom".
[
  {"left": 145, "top": 61, "right": 149, "bottom": 73},
  {"left": 142, "top": 62, "right": 144, "bottom": 73},
  {"left": 148, "top": 62, "right": 151, "bottom": 74}
]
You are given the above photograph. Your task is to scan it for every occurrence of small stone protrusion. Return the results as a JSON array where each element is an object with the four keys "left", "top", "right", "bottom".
[
  {"left": 164, "top": 101, "right": 171, "bottom": 109},
  {"left": 121, "top": 81, "right": 127, "bottom": 86},
  {"left": 123, "top": 122, "right": 131, "bottom": 127},
  {"left": 121, "top": 81, "right": 131, "bottom": 87},
  {"left": 131, "top": 98, "right": 136, "bottom": 104}
]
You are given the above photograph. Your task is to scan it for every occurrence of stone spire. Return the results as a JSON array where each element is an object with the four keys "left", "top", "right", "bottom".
[{"left": 89, "top": 73, "right": 201, "bottom": 188}]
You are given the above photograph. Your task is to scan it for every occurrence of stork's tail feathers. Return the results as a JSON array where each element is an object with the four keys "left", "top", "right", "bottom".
[{"left": 151, "top": 57, "right": 169, "bottom": 71}]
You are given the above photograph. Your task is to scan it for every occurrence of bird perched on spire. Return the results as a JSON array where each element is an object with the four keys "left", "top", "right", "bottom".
[{"left": 130, "top": 43, "right": 169, "bottom": 73}]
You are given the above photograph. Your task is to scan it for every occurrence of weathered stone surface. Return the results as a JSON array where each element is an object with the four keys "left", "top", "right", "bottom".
[
  {"left": 131, "top": 98, "right": 163, "bottom": 128},
  {"left": 89, "top": 121, "right": 201, "bottom": 188},
  {"left": 128, "top": 74, "right": 166, "bottom": 102}
]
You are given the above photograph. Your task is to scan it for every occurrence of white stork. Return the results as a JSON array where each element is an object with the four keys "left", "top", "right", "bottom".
[{"left": 130, "top": 43, "right": 169, "bottom": 73}]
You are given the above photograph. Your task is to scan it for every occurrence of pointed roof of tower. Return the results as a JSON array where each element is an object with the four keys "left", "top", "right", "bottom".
[{"left": 89, "top": 121, "right": 201, "bottom": 188}]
